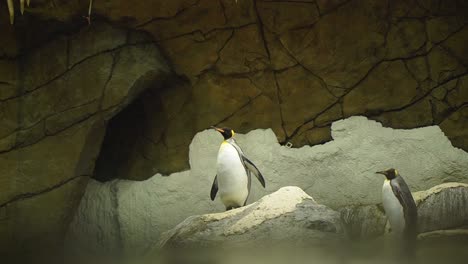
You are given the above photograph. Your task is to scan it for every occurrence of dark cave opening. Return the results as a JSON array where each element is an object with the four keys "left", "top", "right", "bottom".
[
  {"left": 91, "top": 75, "right": 193, "bottom": 182},
  {"left": 92, "top": 94, "right": 148, "bottom": 182}
]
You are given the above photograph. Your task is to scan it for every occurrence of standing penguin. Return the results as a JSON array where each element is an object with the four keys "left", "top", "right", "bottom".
[
  {"left": 210, "top": 126, "right": 266, "bottom": 211},
  {"left": 376, "top": 168, "right": 418, "bottom": 256}
]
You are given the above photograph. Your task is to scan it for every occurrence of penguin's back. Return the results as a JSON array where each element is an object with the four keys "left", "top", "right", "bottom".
[
  {"left": 382, "top": 179, "right": 406, "bottom": 234},
  {"left": 216, "top": 141, "right": 249, "bottom": 207}
]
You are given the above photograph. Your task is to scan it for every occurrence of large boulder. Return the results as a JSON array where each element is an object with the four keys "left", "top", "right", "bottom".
[{"left": 158, "top": 186, "right": 343, "bottom": 248}]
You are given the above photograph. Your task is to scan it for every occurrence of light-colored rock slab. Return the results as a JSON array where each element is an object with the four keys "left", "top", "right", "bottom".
[{"left": 158, "top": 186, "right": 343, "bottom": 248}]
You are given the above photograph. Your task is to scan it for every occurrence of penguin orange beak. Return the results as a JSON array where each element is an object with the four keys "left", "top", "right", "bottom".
[
  {"left": 376, "top": 171, "right": 387, "bottom": 176},
  {"left": 211, "top": 126, "right": 224, "bottom": 133}
]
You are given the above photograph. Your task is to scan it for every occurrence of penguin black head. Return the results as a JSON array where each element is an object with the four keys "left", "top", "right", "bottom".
[
  {"left": 211, "top": 126, "right": 235, "bottom": 140},
  {"left": 376, "top": 168, "right": 399, "bottom": 180}
]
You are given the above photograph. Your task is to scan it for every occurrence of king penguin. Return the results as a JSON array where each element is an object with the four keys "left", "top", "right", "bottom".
[
  {"left": 210, "top": 126, "right": 266, "bottom": 211},
  {"left": 376, "top": 168, "right": 418, "bottom": 256}
]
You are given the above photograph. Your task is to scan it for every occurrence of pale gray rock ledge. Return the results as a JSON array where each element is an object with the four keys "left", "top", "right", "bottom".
[{"left": 157, "top": 186, "right": 344, "bottom": 248}]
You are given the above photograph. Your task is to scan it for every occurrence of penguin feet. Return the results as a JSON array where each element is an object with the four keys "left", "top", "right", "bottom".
[{"left": 225, "top": 205, "right": 241, "bottom": 211}]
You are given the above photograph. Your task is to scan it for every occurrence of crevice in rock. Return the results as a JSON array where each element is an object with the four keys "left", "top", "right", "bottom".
[
  {"left": 437, "top": 102, "right": 468, "bottom": 125},
  {"left": 99, "top": 50, "right": 120, "bottom": 111},
  {"left": 0, "top": 111, "right": 100, "bottom": 154},
  {"left": 92, "top": 92, "right": 148, "bottom": 182},
  {"left": 273, "top": 72, "right": 288, "bottom": 140},
  {"left": 370, "top": 70, "right": 467, "bottom": 116},
  {"left": 219, "top": 0, "right": 228, "bottom": 25},
  {"left": 215, "top": 91, "right": 264, "bottom": 126},
  {"left": 253, "top": 0, "right": 271, "bottom": 60},
  {"left": 0, "top": 175, "right": 89, "bottom": 209},
  {"left": 156, "top": 22, "right": 255, "bottom": 43},
  {"left": 0, "top": 40, "right": 155, "bottom": 103},
  {"left": 135, "top": 0, "right": 202, "bottom": 28},
  {"left": 281, "top": 32, "right": 467, "bottom": 144}
]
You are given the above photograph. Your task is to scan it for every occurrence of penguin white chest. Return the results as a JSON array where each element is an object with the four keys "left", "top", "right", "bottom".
[
  {"left": 382, "top": 180, "right": 406, "bottom": 235},
  {"left": 216, "top": 142, "right": 249, "bottom": 207}
]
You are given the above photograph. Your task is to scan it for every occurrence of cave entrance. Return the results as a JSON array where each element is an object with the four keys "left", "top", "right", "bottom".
[
  {"left": 92, "top": 76, "right": 192, "bottom": 182},
  {"left": 92, "top": 94, "right": 148, "bottom": 182}
]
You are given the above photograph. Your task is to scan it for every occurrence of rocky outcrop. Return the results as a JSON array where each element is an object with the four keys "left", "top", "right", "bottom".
[
  {"left": 0, "top": 22, "right": 170, "bottom": 260},
  {"left": 414, "top": 182, "right": 468, "bottom": 233},
  {"left": 158, "top": 186, "right": 343, "bottom": 248},
  {"left": 340, "top": 182, "right": 468, "bottom": 240},
  {"left": 66, "top": 117, "right": 468, "bottom": 255}
]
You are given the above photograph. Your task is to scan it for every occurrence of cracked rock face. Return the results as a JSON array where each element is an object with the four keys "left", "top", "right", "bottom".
[
  {"left": 7, "top": 0, "right": 460, "bottom": 180},
  {"left": 66, "top": 117, "right": 468, "bottom": 256},
  {"left": 0, "top": 22, "right": 169, "bottom": 261},
  {"left": 157, "top": 186, "right": 343, "bottom": 248},
  {"left": 4, "top": 1, "right": 466, "bottom": 179},
  {"left": 72, "top": 0, "right": 467, "bottom": 179}
]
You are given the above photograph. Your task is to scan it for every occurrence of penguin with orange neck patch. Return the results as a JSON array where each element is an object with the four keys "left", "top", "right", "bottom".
[{"left": 210, "top": 126, "right": 266, "bottom": 211}]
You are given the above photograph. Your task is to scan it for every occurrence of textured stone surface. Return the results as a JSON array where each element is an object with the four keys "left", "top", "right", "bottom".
[
  {"left": 440, "top": 106, "right": 468, "bottom": 151},
  {"left": 0, "top": 21, "right": 170, "bottom": 260},
  {"left": 340, "top": 204, "right": 387, "bottom": 240},
  {"left": 343, "top": 61, "right": 419, "bottom": 116},
  {"left": 341, "top": 182, "right": 468, "bottom": 240},
  {"left": 414, "top": 183, "right": 468, "bottom": 233},
  {"left": 0, "top": 175, "right": 89, "bottom": 263},
  {"left": 11, "top": 0, "right": 465, "bottom": 178},
  {"left": 67, "top": 117, "right": 468, "bottom": 254},
  {"left": 88, "top": 0, "right": 468, "bottom": 177},
  {"left": 9, "top": 1, "right": 464, "bottom": 177},
  {"left": 158, "top": 186, "right": 343, "bottom": 248},
  {"left": 63, "top": 180, "right": 121, "bottom": 256}
]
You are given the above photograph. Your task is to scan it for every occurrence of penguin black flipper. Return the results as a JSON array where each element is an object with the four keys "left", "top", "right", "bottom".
[
  {"left": 227, "top": 138, "right": 266, "bottom": 188},
  {"left": 390, "top": 176, "right": 418, "bottom": 238},
  {"left": 210, "top": 175, "right": 218, "bottom": 201},
  {"left": 242, "top": 156, "right": 266, "bottom": 188}
]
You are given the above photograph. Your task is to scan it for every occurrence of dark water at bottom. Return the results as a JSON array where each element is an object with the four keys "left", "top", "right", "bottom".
[{"left": 65, "top": 237, "right": 468, "bottom": 264}]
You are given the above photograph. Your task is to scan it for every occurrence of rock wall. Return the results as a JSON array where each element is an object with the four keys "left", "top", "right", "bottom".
[
  {"left": 0, "top": 20, "right": 170, "bottom": 260},
  {"left": 91, "top": 0, "right": 468, "bottom": 179},
  {"left": 66, "top": 117, "right": 468, "bottom": 256},
  {"left": 3, "top": 1, "right": 467, "bottom": 180}
]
